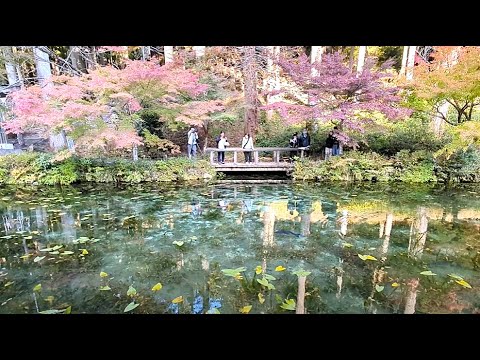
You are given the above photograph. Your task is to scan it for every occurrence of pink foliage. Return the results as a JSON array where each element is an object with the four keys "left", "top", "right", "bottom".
[
  {"left": 263, "top": 52, "right": 412, "bottom": 144},
  {"left": 5, "top": 58, "right": 216, "bottom": 151}
]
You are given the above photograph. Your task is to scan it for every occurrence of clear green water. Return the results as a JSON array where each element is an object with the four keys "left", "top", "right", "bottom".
[{"left": 0, "top": 182, "right": 479, "bottom": 314}]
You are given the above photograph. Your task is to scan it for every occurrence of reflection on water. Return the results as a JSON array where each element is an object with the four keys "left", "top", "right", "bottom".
[{"left": 0, "top": 183, "right": 479, "bottom": 314}]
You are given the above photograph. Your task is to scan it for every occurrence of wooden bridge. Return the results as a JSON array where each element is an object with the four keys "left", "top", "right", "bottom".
[{"left": 205, "top": 147, "right": 307, "bottom": 172}]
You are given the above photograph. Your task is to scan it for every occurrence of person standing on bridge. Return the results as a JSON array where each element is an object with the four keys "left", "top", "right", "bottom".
[
  {"left": 298, "top": 128, "right": 311, "bottom": 157},
  {"left": 187, "top": 126, "right": 199, "bottom": 159},
  {"left": 217, "top": 132, "right": 229, "bottom": 164},
  {"left": 241, "top": 133, "right": 254, "bottom": 163}
]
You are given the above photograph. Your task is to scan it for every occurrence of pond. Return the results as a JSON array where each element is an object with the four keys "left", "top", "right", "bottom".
[{"left": 0, "top": 182, "right": 479, "bottom": 314}]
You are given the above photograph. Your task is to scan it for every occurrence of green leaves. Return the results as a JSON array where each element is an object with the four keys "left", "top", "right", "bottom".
[
  {"left": 100, "top": 272, "right": 108, "bottom": 278},
  {"left": 375, "top": 285, "right": 384, "bottom": 292},
  {"left": 60, "top": 251, "right": 74, "bottom": 256},
  {"left": 207, "top": 308, "right": 220, "bottom": 314},
  {"left": 280, "top": 299, "right": 296, "bottom": 311},
  {"left": 127, "top": 285, "right": 137, "bottom": 297},
  {"left": 258, "top": 293, "right": 265, "bottom": 304},
  {"left": 172, "top": 241, "right": 184, "bottom": 247},
  {"left": 263, "top": 274, "right": 276, "bottom": 281},
  {"left": 448, "top": 274, "right": 472, "bottom": 289},
  {"left": 255, "top": 266, "right": 263, "bottom": 275},
  {"left": 221, "top": 267, "right": 246, "bottom": 278},
  {"left": 420, "top": 270, "right": 437, "bottom": 276},
  {"left": 33, "top": 284, "right": 42, "bottom": 292},
  {"left": 257, "top": 278, "right": 269, "bottom": 287},
  {"left": 124, "top": 302, "right": 139, "bottom": 313},
  {"left": 99, "top": 286, "right": 111, "bottom": 291},
  {"left": 292, "top": 269, "right": 311, "bottom": 277},
  {"left": 34, "top": 256, "right": 46, "bottom": 263}
]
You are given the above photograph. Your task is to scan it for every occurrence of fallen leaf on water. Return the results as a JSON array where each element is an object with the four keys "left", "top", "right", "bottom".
[
  {"left": 50, "top": 251, "right": 59, "bottom": 255},
  {"left": 4, "top": 281, "right": 14, "bottom": 287},
  {"left": 40, "top": 248, "right": 54, "bottom": 252},
  {"left": 52, "top": 245, "right": 63, "bottom": 251},
  {"left": 455, "top": 279, "right": 472, "bottom": 289},
  {"left": 280, "top": 299, "right": 296, "bottom": 311},
  {"left": 420, "top": 270, "right": 437, "bottom": 276},
  {"left": 33, "top": 284, "right": 42, "bottom": 292},
  {"left": 124, "top": 302, "right": 139, "bottom": 313},
  {"left": 255, "top": 266, "right": 263, "bottom": 275},
  {"left": 448, "top": 274, "right": 464, "bottom": 281},
  {"left": 275, "top": 265, "right": 286, "bottom": 272},
  {"left": 207, "top": 308, "right": 220, "bottom": 314},
  {"left": 39, "top": 309, "right": 62, "bottom": 314},
  {"left": 99, "top": 286, "right": 111, "bottom": 291},
  {"left": 127, "top": 285, "right": 137, "bottom": 297},
  {"left": 391, "top": 282, "right": 400, "bottom": 288},
  {"left": 60, "top": 251, "right": 74, "bottom": 255},
  {"left": 81, "top": 249, "right": 88, "bottom": 255},
  {"left": 172, "top": 296, "right": 183, "bottom": 304},
  {"left": 258, "top": 293, "right": 265, "bottom": 304},
  {"left": 342, "top": 243, "right": 353, "bottom": 248},
  {"left": 358, "top": 254, "right": 378, "bottom": 261},
  {"left": 20, "top": 254, "right": 31, "bottom": 259},
  {"left": 34, "top": 256, "right": 46, "bottom": 263},
  {"left": 375, "top": 285, "right": 384, "bottom": 292},
  {"left": 239, "top": 305, "right": 252, "bottom": 314},
  {"left": 100, "top": 272, "right": 108, "bottom": 278},
  {"left": 172, "top": 241, "right": 184, "bottom": 247},
  {"left": 151, "top": 283, "right": 163, "bottom": 291}
]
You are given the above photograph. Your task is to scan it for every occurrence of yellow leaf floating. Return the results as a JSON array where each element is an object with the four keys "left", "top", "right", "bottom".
[
  {"left": 33, "top": 284, "right": 42, "bottom": 292},
  {"left": 455, "top": 279, "right": 472, "bottom": 289},
  {"left": 172, "top": 296, "right": 183, "bottom": 304},
  {"left": 100, "top": 272, "right": 108, "bottom": 278},
  {"left": 358, "top": 254, "right": 378, "bottom": 261},
  {"left": 275, "top": 265, "right": 286, "bottom": 272},
  {"left": 391, "top": 282, "right": 400, "bottom": 288},
  {"left": 255, "top": 266, "right": 263, "bottom": 275},
  {"left": 81, "top": 249, "right": 88, "bottom": 255},
  {"left": 240, "top": 305, "right": 252, "bottom": 314},
  {"left": 151, "top": 283, "right": 163, "bottom": 291},
  {"left": 258, "top": 293, "right": 265, "bottom": 304}
]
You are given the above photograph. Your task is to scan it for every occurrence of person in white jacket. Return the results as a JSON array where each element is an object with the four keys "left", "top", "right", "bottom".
[
  {"left": 217, "top": 132, "right": 229, "bottom": 164},
  {"left": 241, "top": 133, "right": 254, "bottom": 163},
  {"left": 187, "top": 127, "right": 199, "bottom": 159}
]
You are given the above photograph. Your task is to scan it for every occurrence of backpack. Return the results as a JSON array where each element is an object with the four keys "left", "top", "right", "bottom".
[{"left": 215, "top": 135, "right": 221, "bottom": 145}]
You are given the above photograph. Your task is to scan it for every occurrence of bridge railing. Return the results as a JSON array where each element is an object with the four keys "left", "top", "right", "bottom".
[{"left": 204, "top": 147, "right": 307, "bottom": 165}]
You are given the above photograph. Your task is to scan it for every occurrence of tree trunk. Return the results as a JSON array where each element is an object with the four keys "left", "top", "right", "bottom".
[
  {"left": 132, "top": 144, "right": 139, "bottom": 161},
  {"left": 69, "top": 46, "right": 82, "bottom": 72},
  {"left": 86, "top": 46, "right": 97, "bottom": 70},
  {"left": 12, "top": 47, "right": 24, "bottom": 88},
  {"left": 193, "top": 46, "right": 205, "bottom": 58},
  {"left": 164, "top": 46, "right": 174, "bottom": 63},
  {"left": 310, "top": 46, "right": 324, "bottom": 76},
  {"left": 357, "top": 46, "right": 367, "bottom": 74},
  {"left": 2, "top": 47, "right": 19, "bottom": 86},
  {"left": 242, "top": 46, "right": 259, "bottom": 137},
  {"left": 266, "top": 46, "right": 280, "bottom": 119},
  {"left": 141, "top": 46, "right": 151, "bottom": 60},
  {"left": 432, "top": 101, "right": 449, "bottom": 136},
  {"left": 400, "top": 46, "right": 409, "bottom": 76},
  {"left": 406, "top": 46, "right": 416, "bottom": 80},
  {"left": 348, "top": 46, "right": 355, "bottom": 70},
  {"left": 33, "top": 46, "right": 52, "bottom": 89}
]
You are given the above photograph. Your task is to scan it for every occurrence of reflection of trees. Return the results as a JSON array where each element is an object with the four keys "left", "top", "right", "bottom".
[
  {"left": 262, "top": 205, "right": 275, "bottom": 272},
  {"left": 296, "top": 276, "right": 307, "bottom": 314},
  {"left": 404, "top": 278, "right": 419, "bottom": 314},
  {"left": 408, "top": 207, "right": 428, "bottom": 259},
  {"left": 338, "top": 210, "right": 348, "bottom": 236},
  {"left": 380, "top": 213, "right": 393, "bottom": 256}
]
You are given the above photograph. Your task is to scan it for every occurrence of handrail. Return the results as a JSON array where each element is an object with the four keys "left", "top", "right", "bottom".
[{"left": 204, "top": 146, "right": 307, "bottom": 165}]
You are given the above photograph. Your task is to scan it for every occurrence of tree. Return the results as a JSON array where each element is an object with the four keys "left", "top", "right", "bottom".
[
  {"left": 242, "top": 46, "right": 259, "bottom": 136},
  {"left": 4, "top": 57, "right": 222, "bottom": 157},
  {"left": 413, "top": 46, "right": 480, "bottom": 126},
  {"left": 263, "top": 52, "right": 410, "bottom": 146}
]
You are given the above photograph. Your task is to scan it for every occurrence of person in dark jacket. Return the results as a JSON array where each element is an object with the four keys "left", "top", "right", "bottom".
[
  {"left": 325, "top": 126, "right": 340, "bottom": 160},
  {"left": 298, "top": 129, "right": 311, "bottom": 148}
]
